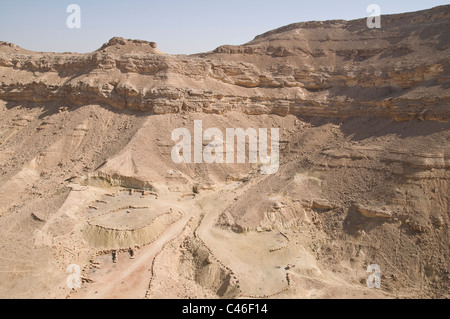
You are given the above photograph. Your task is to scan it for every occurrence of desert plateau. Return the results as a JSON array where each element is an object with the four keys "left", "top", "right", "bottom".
[{"left": 0, "top": 4, "right": 449, "bottom": 299}]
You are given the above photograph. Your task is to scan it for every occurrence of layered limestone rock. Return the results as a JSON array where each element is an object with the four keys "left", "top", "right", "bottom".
[{"left": 1, "top": 6, "right": 449, "bottom": 121}]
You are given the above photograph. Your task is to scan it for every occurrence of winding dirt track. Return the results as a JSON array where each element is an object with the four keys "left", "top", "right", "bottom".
[
  {"left": 195, "top": 182, "right": 293, "bottom": 297},
  {"left": 71, "top": 205, "right": 191, "bottom": 299}
]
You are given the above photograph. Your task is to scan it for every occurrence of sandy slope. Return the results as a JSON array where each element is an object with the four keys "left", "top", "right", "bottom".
[{"left": 0, "top": 6, "right": 449, "bottom": 299}]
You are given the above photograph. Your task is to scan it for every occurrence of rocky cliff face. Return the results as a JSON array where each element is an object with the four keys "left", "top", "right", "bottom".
[{"left": 1, "top": 5, "right": 449, "bottom": 121}]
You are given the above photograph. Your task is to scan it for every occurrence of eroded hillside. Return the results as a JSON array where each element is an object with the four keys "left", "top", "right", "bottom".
[{"left": 0, "top": 6, "right": 448, "bottom": 299}]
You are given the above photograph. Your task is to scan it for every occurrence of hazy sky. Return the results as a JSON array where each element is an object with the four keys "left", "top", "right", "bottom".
[{"left": 0, "top": 0, "right": 448, "bottom": 54}]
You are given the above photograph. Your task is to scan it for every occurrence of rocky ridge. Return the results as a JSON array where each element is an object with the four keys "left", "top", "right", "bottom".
[{"left": 0, "top": 6, "right": 449, "bottom": 121}]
